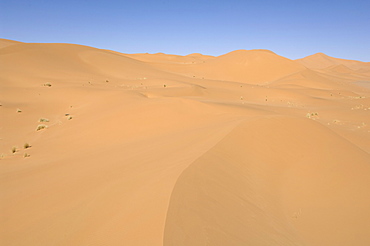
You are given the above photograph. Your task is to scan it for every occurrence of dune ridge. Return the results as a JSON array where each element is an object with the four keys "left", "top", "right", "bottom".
[
  {"left": 296, "top": 52, "right": 370, "bottom": 70},
  {"left": 1, "top": 39, "right": 370, "bottom": 246}
]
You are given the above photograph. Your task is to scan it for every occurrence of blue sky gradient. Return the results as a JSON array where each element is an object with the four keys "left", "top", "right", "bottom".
[{"left": 1, "top": 0, "right": 369, "bottom": 61}]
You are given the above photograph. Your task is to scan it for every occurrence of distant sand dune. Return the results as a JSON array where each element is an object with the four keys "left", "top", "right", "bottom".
[{"left": 297, "top": 52, "right": 370, "bottom": 70}]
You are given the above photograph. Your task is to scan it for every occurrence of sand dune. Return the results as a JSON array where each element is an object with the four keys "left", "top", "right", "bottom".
[
  {"left": 197, "top": 49, "right": 306, "bottom": 84},
  {"left": 296, "top": 53, "right": 370, "bottom": 89},
  {"left": 297, "top": 52, "right": 370, "bottom": 71},
  {"left": 144, "top": 49, "right": 306, "bottom": 85},
  {"left": 1, "top": 39, "right": 370, "bottom": 245},
  {"left": 165, "top": 116, "right": 370, "bottom": 246}
]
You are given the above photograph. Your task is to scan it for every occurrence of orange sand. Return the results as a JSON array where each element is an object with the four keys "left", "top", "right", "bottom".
[{"left": 1, "top": 39, "right": 370, "bottom": 245}]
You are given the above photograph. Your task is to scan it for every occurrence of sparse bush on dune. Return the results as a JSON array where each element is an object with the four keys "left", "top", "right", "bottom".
[
  {"left": 11, "top": 147, "right": 17, "bottom": 154},
  {"left": 24, "top": 143, "right": 31, "bottom": 149},
  {"left": 39, "top": 118, "right": 49, "bottom": 122},
  {"left": 306, "top": 112, "right": 319, "bottom": 119},
  {"left": 36, "top": 124, "right": 48, "bottom": 131}
]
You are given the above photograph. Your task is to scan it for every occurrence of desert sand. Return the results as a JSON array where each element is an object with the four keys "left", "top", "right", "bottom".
[{"left": 1, "top": 38, "right": 370, "bottom": 246}]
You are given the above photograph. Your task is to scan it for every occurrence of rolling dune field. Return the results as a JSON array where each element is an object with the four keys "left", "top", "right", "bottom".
[{"left": 1, "top": 39, "right": 370, "bottom": 245}]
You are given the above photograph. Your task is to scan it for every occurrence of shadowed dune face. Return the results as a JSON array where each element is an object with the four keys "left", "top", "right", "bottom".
[
  {"left": 164, "top": 117, "right": 370, "bottom": 246},
  {"left": 1, "top": 39, "right": 370, "bottom": 246}
]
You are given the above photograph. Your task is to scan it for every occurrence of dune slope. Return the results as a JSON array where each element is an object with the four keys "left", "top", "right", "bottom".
[{"left": 164, "top": 116, "right": 370, "bottom": 246}]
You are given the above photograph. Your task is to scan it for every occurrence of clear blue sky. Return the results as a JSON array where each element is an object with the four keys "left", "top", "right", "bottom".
[{"left": 1, "top": 0, "right": 369, "bottom": 61}]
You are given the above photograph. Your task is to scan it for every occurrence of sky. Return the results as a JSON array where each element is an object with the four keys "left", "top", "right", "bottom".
[{"left": 1, "top": 0, "right": 369, "bottom": 61}]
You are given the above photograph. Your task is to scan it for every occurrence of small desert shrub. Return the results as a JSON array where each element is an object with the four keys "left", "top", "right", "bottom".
[
  {"left": 306, "top": 112, "right": 319, "bottom": 119},
  {"left": 36, "top": 124, "right": 48, "bottom": 131},
  {"left": 39, "top": 118, "right": 49, "bottom": 122},
  {"left": 24, "top": 153, "right": 30, "bottom": 158},
  {"left": 17, "top": 108, "right": 22, "bottom": 113},
  {"left": 67, "top": 116, "right": 73, "bottom": 120},
  {"left": 11, "top": 147, "right": 17, "bottom": 154},
  {"left": 43, "top": 83, "right": 52, "bottom": 87},
  {"left": 24, "top": 143, "right": 31, "bottom": 149}
]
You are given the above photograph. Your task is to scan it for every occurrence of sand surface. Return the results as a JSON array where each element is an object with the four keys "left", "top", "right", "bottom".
[{"left": 1, "top": 39, "right": 370, "bottom": 245}]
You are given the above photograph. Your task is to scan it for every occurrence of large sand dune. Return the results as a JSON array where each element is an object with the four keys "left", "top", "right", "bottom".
[{"left": 1, "top": 39, "right": 370, "bottom": 245}]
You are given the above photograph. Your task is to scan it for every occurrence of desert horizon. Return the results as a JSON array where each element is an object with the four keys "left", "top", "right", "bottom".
[{"left": 1, "top": 38, "right": 370, "bottom": 245}]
